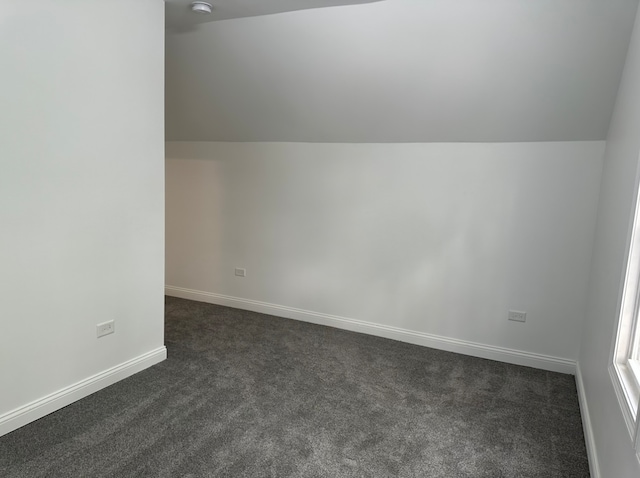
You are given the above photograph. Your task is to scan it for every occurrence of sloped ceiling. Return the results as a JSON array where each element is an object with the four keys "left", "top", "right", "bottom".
[
  {"left": 165, "top": 0, "right": 384, "bottom": 29},
  {"left": 166, "top": 0, "right": 640, "bottom": 142}
]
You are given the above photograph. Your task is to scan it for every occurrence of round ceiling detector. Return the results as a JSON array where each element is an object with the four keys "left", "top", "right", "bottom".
[{"left": 191, "top": 2, "right": 213, "bottom": 14}]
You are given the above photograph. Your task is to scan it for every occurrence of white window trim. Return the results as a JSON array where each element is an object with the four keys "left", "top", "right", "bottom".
[{"left": 610, "top": 152, "right": 640, "bottom": 460}]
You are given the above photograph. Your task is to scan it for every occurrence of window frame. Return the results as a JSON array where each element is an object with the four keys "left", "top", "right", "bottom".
[{"left": 610, "top": 153, "right": 640, "bottom": 459}]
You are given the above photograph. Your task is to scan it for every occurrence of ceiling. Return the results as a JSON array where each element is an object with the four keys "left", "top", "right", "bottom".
[
  {"left": 165, "top": 0, "right": 383, "bottom": 30},
  {"left": 166, "top": 0, "right": 640, "bottom": 143}
]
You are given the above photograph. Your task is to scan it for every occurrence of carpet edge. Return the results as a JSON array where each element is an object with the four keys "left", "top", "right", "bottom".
[
  {"left": 165, "top": 285, "right": 576, "bottom": 374},
  {"left": 0, "top": 346, "right": 167, "bottom": 438}
]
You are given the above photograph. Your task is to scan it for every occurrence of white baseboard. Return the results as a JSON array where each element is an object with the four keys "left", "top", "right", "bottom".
[
  {"left": 575, "top": 362, "right": 601, "bottom": 478},
  {"left": 165, "top": 285, "right": 576, "bottom": 375},
  {"left": 0, "top": 346, "right": 167, "bottom": 438}
]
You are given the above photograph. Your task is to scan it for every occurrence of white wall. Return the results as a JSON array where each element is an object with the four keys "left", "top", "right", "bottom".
[
  {"left": 0, "top": 0, "right": 165, "bottom": 434},
  {"left": 165, "top": 0, "right": 637, "bottom": 143},
  {"left": 166, "top": 141, "right": 603, "bottom": 368},
  {"left": 579, "top": 3, "right": 640, "bottom": 477}
]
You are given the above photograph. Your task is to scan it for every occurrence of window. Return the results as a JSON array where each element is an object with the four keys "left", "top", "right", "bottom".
[{"left": 611, "top": 158, "right": 640, "bottom": 456}]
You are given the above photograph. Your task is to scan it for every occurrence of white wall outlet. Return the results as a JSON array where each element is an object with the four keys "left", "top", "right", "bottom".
[
  {"left": 96, "top": 320, "right": 115, "bottom": 338},
  {"left": 235, "top": 267, "right": 246, "bottom": 277},
  {"left": 508, "top": 310, "right": 527, "bottom": 323}
]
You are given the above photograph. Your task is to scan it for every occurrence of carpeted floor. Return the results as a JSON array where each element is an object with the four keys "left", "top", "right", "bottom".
[{"left": 0, "top": 296, "right": 589, "bottom": 477}]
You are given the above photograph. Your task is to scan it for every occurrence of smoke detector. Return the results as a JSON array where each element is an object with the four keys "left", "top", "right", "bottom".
[{"left": 191, "top": 2, "right": 213, "bottom": 14}]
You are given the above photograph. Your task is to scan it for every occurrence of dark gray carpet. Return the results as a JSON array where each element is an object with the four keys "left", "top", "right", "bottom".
[{"left": 0, "top": 296, "right": 589, "bottom": 477}]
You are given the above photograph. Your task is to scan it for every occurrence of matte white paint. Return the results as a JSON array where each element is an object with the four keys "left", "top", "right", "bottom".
[
  {"left": 579, "top": 3, "right": 640, "bottom": 477},
  {"left": 165, "top": 0, "right": 383, "bottom": 29},
  {"left": 0, "top": 0, "right": 165, "bottom": 433},
  {"left": 166, "top": 141, "right": 603, "bottom": 362},
  {"left": 165, "top": 0, "right": 637, "bottom": 143}
]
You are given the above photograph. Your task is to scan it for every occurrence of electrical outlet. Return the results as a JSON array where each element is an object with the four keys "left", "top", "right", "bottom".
[
  {"left": 96, "top": 320, "right": 115, "bottom": 338},
  {"left": 508, "top": 310, "right": 527, "bottom": 323},
  {"left": 235, "top": 268, "right": 246, "bottom": 277}
]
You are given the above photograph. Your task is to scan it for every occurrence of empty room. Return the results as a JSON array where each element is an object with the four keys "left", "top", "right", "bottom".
[{"left": 3, "top": 0, "right": 640, "bottom": 476}]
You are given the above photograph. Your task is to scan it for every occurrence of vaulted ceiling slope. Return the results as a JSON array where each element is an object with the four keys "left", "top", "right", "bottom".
[
  {"left": 165, "top": 0, "right": 383, "bottom": 28},
  {"left": 166, "top": 0, "right": 639, "bottom": 142}
]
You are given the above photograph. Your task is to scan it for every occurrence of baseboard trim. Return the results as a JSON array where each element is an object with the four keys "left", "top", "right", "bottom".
[
  {"left": 166, "top": 285, "right": 576, "bottom": 374},
  {"left": 0, "top": 346, "right": 167, "bottom": 438},
  {"left": 576, "top": 362, "right": 601, "bottom": 478}
]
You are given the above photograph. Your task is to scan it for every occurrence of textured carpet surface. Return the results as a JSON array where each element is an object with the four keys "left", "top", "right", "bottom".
[{"left": 0, "top": 296, "right": 589, "bottom": 477}]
